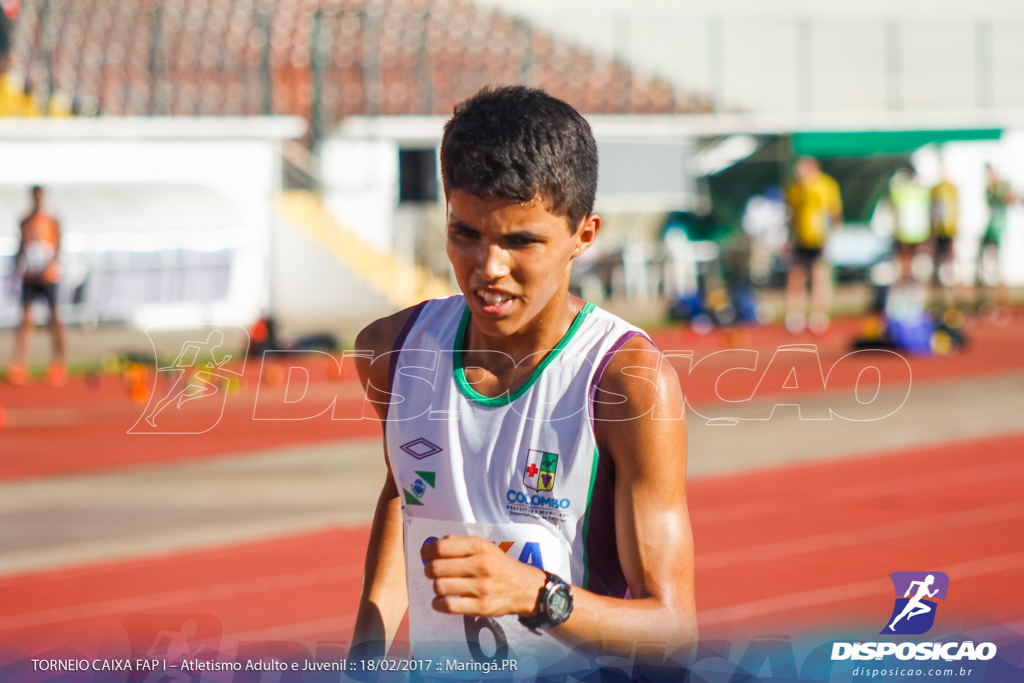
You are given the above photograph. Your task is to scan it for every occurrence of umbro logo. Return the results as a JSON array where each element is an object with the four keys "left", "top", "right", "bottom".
[{"left": 400, "top": 438, "right": 443, "bottom": 460}]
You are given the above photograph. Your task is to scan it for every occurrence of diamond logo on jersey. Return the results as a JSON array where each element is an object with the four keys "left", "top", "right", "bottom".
[
  {"left": 403, "top": 470, "right": 436, "bottom": 506},
  {"left": 400, "top": 438, "right": 443, "bottom": 460},
  {"left": 523, "top": 450, "right": 558, "bottom": 492}
]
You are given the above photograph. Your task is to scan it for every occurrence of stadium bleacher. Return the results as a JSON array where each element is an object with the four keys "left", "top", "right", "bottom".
[{"left": 4, "top": 0, "right": 711, "bottom": 127}]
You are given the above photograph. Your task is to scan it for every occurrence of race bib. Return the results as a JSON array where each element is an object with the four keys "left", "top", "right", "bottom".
[{"left": 404, "top": 517, "right": 580, "bottom": 677}]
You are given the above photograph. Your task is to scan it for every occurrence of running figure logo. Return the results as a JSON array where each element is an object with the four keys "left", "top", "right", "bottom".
[
  {"left": 881, "top": 571, "right": 949, "bottom": 634},
  {"left": 130, "top": 326, "right": 247, "bottom": 434},
  {"left": 120, "top": 613, "right": 222, "bottom": 683}
]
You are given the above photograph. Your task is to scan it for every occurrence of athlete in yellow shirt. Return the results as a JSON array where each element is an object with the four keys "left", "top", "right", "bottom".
[
  {"left": 929, "top": 171, "right": 959, "bottom": 308},
  {"left": 785, "top": 157, "right": 842, "bottom": 334}
]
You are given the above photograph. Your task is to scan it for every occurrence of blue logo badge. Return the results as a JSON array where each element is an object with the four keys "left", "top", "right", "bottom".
[
  {"left": 881, "top": 571, "right": 949, "bottom": 634},
  {"left": 410, "top": 478, "right": 427, "bottom": 498}
]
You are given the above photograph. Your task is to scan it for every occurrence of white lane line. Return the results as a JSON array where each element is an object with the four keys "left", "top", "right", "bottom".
[
  {"left": 693, "top": 452, "right": 1024, "bottom": 526},
  {"left": 699, "top": 551, "right": 1024, "bottom": 626},
  {"left": 699, "top": 501, "right": 1024, "bottom": 570},
  {"left": 0, "top": 516, "right": 370, "bottom": 577},
  {"left": 0, "top": 565, "right": 362, "bottom": 632}
]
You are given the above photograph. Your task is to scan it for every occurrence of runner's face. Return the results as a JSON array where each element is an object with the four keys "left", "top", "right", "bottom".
[{"left": 446, "top": 190, "right": 598, "bottom": 338}]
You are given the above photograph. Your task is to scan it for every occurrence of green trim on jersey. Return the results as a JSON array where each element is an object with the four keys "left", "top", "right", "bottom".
[
  {"left": 453, "top": 301, "right": 595, "bottom": 407},
  {"left": 581, "top": 444, "right": 600, "bottom": 591}
]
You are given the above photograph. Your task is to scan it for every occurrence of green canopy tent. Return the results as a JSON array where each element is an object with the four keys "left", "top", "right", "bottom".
[
  {"left": 792, "top": 129, "right": 1001, "bottom": 224},
  {"left": 702, "top": 128, "right": 1002, "bottom": 230}
]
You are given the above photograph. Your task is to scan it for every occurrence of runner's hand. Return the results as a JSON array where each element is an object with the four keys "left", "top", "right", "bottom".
[{"left": 422, "top": 535, "right": 546, "bottom": 618}]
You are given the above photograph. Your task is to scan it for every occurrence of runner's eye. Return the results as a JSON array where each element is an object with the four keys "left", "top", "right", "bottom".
[
  {"left": 451, "top": 226, "right": 479, "bottom": 240},
  {"left": 505, "top": 234, "right": 540, "bottom": 248}
]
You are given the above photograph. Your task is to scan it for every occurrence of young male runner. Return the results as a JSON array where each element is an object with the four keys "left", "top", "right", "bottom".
[{"left": 352, "top": 86, "right": 696, "bottom": 669}]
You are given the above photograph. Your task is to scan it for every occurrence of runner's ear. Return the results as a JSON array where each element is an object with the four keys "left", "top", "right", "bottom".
[{"left": 572, "top": 213, "right": 600, "bottom": 258}]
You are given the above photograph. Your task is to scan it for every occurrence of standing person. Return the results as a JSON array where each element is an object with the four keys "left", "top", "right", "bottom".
[
  {"left": 351, "top": 86, "right": 696, "bottom": 673},
  {"left": 929, "top": 167, "right": 959, "bottom": 309},
  {"left": 8, "top": 186, "right": 66, "bottom": 386},
  {"left": 889, "top": 167, "right": 931, "bottom": 284},
  {"left": 978, "top": 164, "right": 1015, "bottom": 320},
  {"left": 742, "top": 186, "right": 788, "bottom": 286},
  {"left": 785, "top": 156, "right": 842, "bottom": 334}
]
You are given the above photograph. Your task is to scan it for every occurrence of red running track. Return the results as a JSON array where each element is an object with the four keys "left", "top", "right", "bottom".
[{"left": 2, "top": 430, "right": 1022, "bottom": 655}]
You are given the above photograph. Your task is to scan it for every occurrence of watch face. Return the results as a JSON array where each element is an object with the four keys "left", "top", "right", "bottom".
[{"left": 548, "top": 585, "right": 571, "bottom": 619}]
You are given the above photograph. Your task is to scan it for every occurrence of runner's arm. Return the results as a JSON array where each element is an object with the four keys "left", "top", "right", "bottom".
[
  {"left": 351, "top": 453, "right": 407, "bottom": 658},
  {"left": 350, "top": 309, "right": 419, "bottom": 657},
  {"left": 570, "top": 335, "right": 696, "bottom": 650}
]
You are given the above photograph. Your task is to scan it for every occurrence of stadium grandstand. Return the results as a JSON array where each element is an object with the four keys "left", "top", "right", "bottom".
[
  {"left": 0, "top": 0, "right": 713, "bottom": 332},
  {"left": 1, "top": 0, "right": 710, "bottom": 134}
]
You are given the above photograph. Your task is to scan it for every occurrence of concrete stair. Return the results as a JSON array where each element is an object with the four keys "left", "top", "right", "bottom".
[{"left": 274, "top": 191, "right": 452, "bottom": 309}]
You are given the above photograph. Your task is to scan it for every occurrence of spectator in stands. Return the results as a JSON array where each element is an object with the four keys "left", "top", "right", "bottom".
[
  {"left": 0, "top": 3, "right": 9, "bottom": 60},
  {"left": 8, "top": 186, "right": 67, "bottom": 386},
  {"left": 0, "top": 5, "right": 40, "bottom": 117},
  {"left": 785, "top": 156, "right": 842, "bottom": 334},
  {"left": 0, "top": 5, "right": 10, "bottom": 87}
]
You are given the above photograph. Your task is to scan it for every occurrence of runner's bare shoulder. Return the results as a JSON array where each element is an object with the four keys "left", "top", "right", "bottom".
[
  {"left": 354, "top": 305, "right": 422, "bottom": 415},
  {"left": 592, "top": 333, "right": 685, "bottom": 461}
]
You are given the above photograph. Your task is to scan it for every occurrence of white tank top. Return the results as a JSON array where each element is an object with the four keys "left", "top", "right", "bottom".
[{"left": 384, "top": 295, "right": 648, "bottom": 671}]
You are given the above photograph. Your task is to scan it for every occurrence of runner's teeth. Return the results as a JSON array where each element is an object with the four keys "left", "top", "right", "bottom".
[{"left": 479, "top": 291, "right": 510, "bottom": 305}]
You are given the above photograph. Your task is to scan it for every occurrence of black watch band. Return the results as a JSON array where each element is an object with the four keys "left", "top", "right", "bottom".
[{"left": 519, "top": 571, "right": 573, "bottom": 631}]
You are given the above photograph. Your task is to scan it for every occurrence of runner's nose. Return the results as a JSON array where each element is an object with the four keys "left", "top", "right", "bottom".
[{"left": 477, "top": 243, "right": 511, "bottom": 281}]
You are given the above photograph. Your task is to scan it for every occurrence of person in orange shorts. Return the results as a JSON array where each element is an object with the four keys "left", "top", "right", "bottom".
[{"left": 8, "top": 186, "right": 67, "bottom": 385}]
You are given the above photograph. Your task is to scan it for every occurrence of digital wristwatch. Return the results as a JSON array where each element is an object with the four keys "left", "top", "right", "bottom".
[{"left": 519, "top": 571, "right": 574, "bottom": 631}]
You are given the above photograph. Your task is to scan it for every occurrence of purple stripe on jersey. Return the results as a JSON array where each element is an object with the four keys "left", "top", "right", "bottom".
[
  {"left": 386, "top": 301, "right": 427, "bottom": 420},
  {"left": 584, "top": 448, "right": 629, "bottom": 598},
  {"left": 583, "top": 329, "right": 649, "bottom": 598},
  {"left": 588, "top": 330, "right": 648, "bottom": 429}
]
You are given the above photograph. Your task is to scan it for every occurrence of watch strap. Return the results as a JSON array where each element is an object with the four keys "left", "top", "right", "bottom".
[{"left": 518, "top": 571, "right": 572, "bottom": 631}]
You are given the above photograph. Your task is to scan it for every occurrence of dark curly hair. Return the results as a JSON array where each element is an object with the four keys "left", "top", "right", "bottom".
[{"left": 440, "top": 86, "right": 599, "bottom": 232}]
